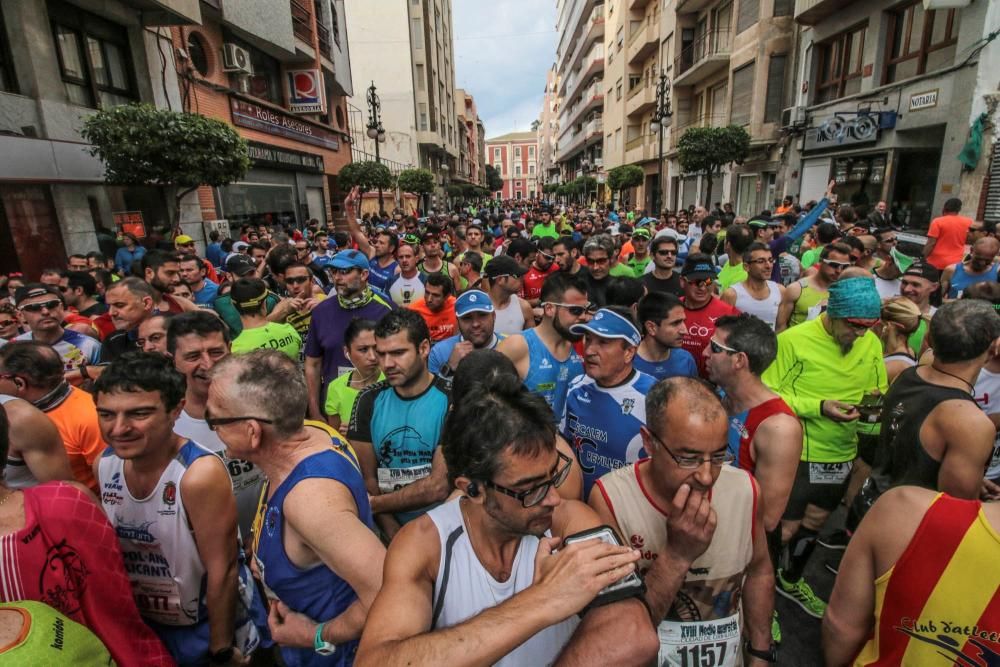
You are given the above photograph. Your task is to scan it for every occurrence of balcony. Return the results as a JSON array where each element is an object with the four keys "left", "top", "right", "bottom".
[
  {"left": 627, "top": 20, "right": 659, "bottom": 65},
  {"left": 673, "top": 29, "right": 731, "bottom": 87},
  {"left": 290, "top": 0, "right": 313, "bottom": 43},
  {"left": 626, "top": 81, "right": 656, "bottom": 117},
  {"left": 628, "top": 0, "right": 655, "bottom": 8},
  {"left": 625, "top": 135, "right": 655, "bottom": 164},
  {"left": 558, "top": 117, "right": 604, "bottom": 160},
  {"left": 558, "top": 3, "right": 605, "bottom": 96},
  {"left": 317, "top": 23, "right": 333, "bottom": 60},
  {"left": 794, "top": 0, "right": 857, "bottom": 25},
  {"left": 676, "top": 0, "right": 722, "bottom": 13},
  {"left": 125, "top": 0, "right": 201, "bottom": 24},
  {"left": 563, "top": 82, "right": 604, "bottom": 133}
]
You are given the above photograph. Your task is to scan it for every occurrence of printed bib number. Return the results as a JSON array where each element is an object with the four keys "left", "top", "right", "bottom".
[
  {"left": 809, "top": 461, "right": 852, "bottom": 484},
  {"left": 378, "top": 465, "right": 431, "bottom": 493},
  {"left": 805, "top": 301, "right": 827, "bottom": 321},
  {"left": 658, "top": 615, "right": 741, "bottom": 667},
  {"left": 133, "top": 577, "right": 186, "bottom": 625},
  {"left": 986, "top": 435, "right": 1000, "bottom": 480}
]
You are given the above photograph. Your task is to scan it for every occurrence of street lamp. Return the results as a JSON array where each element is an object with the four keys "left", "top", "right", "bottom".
[
  {"left": 581, "top": 159, "right": 591, "bottom": 207},
  {"left": 649, "top": 70, "right": 672, "bottom": 216},
  {"left": 366, "top": 81, "right": 387, "bottom": 214}
]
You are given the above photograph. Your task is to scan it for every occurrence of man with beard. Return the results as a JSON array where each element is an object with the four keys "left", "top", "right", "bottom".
[
  {"left": 634, "top": 292, "right": 697, "bottom": 381},
  {"left": 762, "top": 277, "right": 887, "bottom": 619},
  {"left": 305, "top": 249, "right": 395, "bottom": 420},
  {"left": 141, "top": 251, "right": 192, "bottom": 314},
  {"left": 581, "top": 235, "right": 615, "bottom": 307},
  {"left": 418, "top": 230, "right": 461, "bottom": 288},
  {"left": 486, "top": 256, "right": 534, "bottom": 336},
  {"left": 642, "top": 236, "right": 683, "bottom": 297},
  {"left": 520, "top": 237, "right": 559, "bottom": 308},
  {"left": 387, "top": 242, "right": 427, "bottom": 308},
  {"left": 589, "top": 377, "right": 775, "bottom": 666},
  {"left": 278, "top": 262, "right": 325, "bottom": 345},
  {"left": 498, "top": 272, "right": 589, "bottom": 421},
  {"left": 167, "top": 311, "right": 265, "bottom": 540},
  {"left": 776, "top": 242, "right": 851, "bottom": 332},
  {"left": 561, "top": 307, "right": 656, "bottom": 498},
  {"left": 553, "top": 237, "right": 587, "bottom": 277},
  {"left": 355, "top": 371, "right": 657, "bottom": 667},
  {"left": 7, "top": 284, "right": 101, "bottom": 371},
  {"left": 428, "top": 290, "right": 506, "bottom": 377},
  {"left": 940, "top": 236, "right": 1000, "bottom": 300},
  {"left": 459, "top": 224, "right": 493, "bottom": 266},
  {"left": 348, "top": 309, "right": 451, "bottom": 540}
]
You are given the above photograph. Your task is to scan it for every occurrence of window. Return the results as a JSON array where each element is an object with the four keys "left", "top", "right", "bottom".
[
  {"left": 884, "top": 1, "right": 957, "bottom": 83},
  {"left": 617, "top": 26, "right": 624, "bottom": 52},
  {"left": 187, "top": 32, "right": 210, "bottom": 77},
  {"left": 764, "top": 54, "right": 787, "bottom": 123},
  {"left": 730, "top": 62, "right": 754, "bottom": 126},
  {"left": 242, "top": 45, "right": 281, "bottom": 104},
  {"left": 494, "top": 162, "right": 502, "bottom": 175},
  {"left": 419, "top": 103, "right": 428, "bottom": 130},
  {"left": 616, "top": 78, "right": 623, "bottom": 100},
  {"left": 515, "top": 164, "right": 522, "bottom": 176},
  {"left": 416, "top": 64, "right": 425, "bottom": 90},
  {"left": 773, "top": 0, "right": 793, "bottom": 17},
  {"left": 815, "top": 24, "right": 866, "bottom": 103},
  {"left": 51, "top": 2, "right": 135, "bottom": 109},
  {"left": 529, "top": 146, "right": 536, "bottom": 158},
  {"left": 330, "top": 1, "right": 341, "bottom": 47},
  {"left": 736, "top": 0, "right": 759, "bottom": 34},
  {"left": 515, "top": 146, "right": 521, "bottom": 158},
  {"left": 529, "top": 164, "right": 536, "bottom": 175},
  {"left": 412, "top": 18, "right": 423, "bottom": 49},
  {"left": 494, "top": 147, "right": 501, "bottom": 159},
  {"left": 0, "top": 9, "right": 15, "bottom": 93}
]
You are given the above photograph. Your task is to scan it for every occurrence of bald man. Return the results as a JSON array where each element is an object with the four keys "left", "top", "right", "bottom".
[{"left": 941, "top": 236, "right": 1000, "bottom": 300}]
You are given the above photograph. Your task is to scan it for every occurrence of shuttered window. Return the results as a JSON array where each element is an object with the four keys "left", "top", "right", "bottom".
[
  {"left": 985, "top": 143, "right": 1000, "bottom": 225},
  {"left": 730, "top": 62, "right": 754, "bottom": 126},
  {"left": 764, "top": 54, "right": 787, "bottom": 124},
  {"left": 737, "top": 0, "right": 759, "bottom": 34},
  {"left": 773, "top": 0, "right": 793, "bottom": 17}
]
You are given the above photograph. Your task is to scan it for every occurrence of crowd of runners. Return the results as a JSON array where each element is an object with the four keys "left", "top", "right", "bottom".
[{"left": 0, "top": 181, "right": 998, "bottom": 666}]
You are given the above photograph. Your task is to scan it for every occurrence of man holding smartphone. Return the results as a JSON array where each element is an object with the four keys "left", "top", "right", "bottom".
[
  {"left": 356, "top": 367, "right": 658, "bottom": 666},
  {"left": 590, "top": 376, "right": 776, "bottom": 666}
]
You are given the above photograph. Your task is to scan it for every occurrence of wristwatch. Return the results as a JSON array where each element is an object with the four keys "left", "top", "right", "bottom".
[
  {"left": 744, "top": 639, "right": 777, "bottom": 663},
  {"left": 314, "top": 622, "right": 337, "bottom": 656},
  {"left": 209, "top": 646, "right": 235, "bottom": 664}
]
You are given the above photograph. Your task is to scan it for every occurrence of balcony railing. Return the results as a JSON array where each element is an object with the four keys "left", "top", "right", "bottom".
[
  {"left": 674, "top": 29, "right": 731, "bottom": 78},
  {"left": 670, "top": 113, "right": 728, "bottom": 144},
  {"left": 317, "top": 23, "right": 332, "bottom": 58},
  {"left": 291, "top": 0, "right": 313, "bottom": 43}
]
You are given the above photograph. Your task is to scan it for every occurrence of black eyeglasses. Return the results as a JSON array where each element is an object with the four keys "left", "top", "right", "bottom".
[
  {"left": 19, "top": 300, "right": 62, "bottom": 313},
  {"left": 285, "top": 276, "right": 310, "bottom": 284},
  {"left": 656, "top": 249, "right": 677, "bottom": 256},
  {"left": 483, "top": 451, "right": 572, "bottom": 507},
  {"left": 0, "top": 320, "right": 15, "bottom": 328},
  {"left": 645, "top": 429, "right": 733, "bottom": 469},
  {"left": 205, "top": 413, "right": 274, "bottom": 431}
]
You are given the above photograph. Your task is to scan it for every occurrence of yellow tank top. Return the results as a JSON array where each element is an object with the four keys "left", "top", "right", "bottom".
[{"left": 789, "top": 278, "right": 828, "bottom": 327}]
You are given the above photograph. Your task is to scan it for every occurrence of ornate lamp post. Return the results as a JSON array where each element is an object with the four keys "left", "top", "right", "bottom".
[
  {"left": 648, "top": 70, "right": 672, "bottom": 215},
  {"left": 366, "top": 81, "right": 387, "bottom": 214}
]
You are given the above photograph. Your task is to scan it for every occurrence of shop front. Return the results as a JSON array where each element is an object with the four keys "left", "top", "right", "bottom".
[{"left": 214, "top": 140, "right": 326, "bottom": 235}]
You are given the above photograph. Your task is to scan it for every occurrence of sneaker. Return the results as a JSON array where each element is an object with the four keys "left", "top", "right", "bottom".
[
  {"left": 818, "top": 529, "right": 850, "bottom": 550},
  {"left": 824, "top": 562, "right": 839, "bottom": 576},
  {"left": 776, "top": 569, "right": 827, "bottom": 618},
  {"left": 771, "top": 610, "right": 782, "bottom": 644}
]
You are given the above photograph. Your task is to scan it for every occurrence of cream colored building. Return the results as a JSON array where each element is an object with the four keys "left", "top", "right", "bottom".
[{"left": 538, "top": 65, "right": 561, "bottom": 188}]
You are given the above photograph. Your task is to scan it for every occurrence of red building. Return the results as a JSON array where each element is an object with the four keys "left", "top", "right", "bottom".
[{"left": 485, "top": 131, "right": 540, "bottom": 200}]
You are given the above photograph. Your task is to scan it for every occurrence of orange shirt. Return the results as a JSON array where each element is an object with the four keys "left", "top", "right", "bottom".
[
  {"left": 409, "top": 296, "right": 457, "bottom": 342},
  {"left": 45, "top": 386, "right": 104, "bottom": 493},
  {"left": 926, "top": 214, "right": 974, "bottom": 270}
]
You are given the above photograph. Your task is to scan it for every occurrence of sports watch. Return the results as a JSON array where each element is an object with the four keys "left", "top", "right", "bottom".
[
  {"left": 314, "top": 622, "right": 337, "bottom": 656},
  {"left": 744, "top": 639, "right": 777, "bottom": 663}
]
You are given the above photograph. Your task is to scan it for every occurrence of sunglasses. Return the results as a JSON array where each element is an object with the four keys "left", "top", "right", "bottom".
[
  {"left": 822, "top": 260, "right": 852, "bottom": 270},
  {"left": 285, "top": 276, "right": 310, "bottom": 284},
  {"left": 655, "top": 249, "right": 677, "bottom": 256},
  {"left": 0, "top": 320, "right": 16, "bottom": 328},
  {"left": 19, "top": 300, "right": 62, "bottom": 313},
  {"left": 543, "top": 301, "right": 596, "bottom": 317},
  {"left": 687, "top": 278, "right": 714, "bottom": 288},
  {"left": 709, "top": 338, "right": 739, "bottom": 354}
]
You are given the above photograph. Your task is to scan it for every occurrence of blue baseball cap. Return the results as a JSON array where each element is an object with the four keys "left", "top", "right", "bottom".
[
  {"left": 455, "top": 290, "right": 494, "bottom": 318},
  {"left": 570, "top": 308, "right": 641, "bottom": 346},
  {"left": 330, "top": 249, "right": 370, "bottom": 271}
]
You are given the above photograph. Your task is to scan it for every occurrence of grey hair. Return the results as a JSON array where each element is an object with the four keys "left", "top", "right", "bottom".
[
  {"left": 108, "top": 277, "right": 157, "bottom": 300},
  {"left": 210, "top": 349, "right": 307, "bottom": 437},
  {"left": 583, "top": 233, "right": 615, "bottom": 257},
  {"left": 929, "top": 300, "right": 1000, "bottom": 364},
  {"left": 645, "top": 376, "right": 726, "bottom": 436}
]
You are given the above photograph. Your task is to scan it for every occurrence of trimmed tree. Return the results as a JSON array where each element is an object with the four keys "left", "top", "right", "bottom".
[
  {"left": 485, "top": 164, "right": 503, "bottom": 193},
  {"left": 607, "top": 164, "right": 644, "bottom": 207},
  {"left": 81, "top": 103, "right": 250, "bottom": 228},
  {"left": 397, "top": 168, "right": 436, "bottom": 211},
  {"left": 575, "top": 176, "right": 597, "bottom": 204},
  {"left": 543, "top": 183, "right": 559, "bottom": 195},
  {"left": 677, "top": 125, "right": 751, "bottom": 207},
  {"left": 338, "top": 160, "right": 393, "bottom": 192}
]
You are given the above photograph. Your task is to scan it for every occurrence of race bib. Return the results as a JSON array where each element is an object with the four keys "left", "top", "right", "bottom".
[
  {"left": 378, "top": 465, "right": 431, "bottom": 493},
  {"left": 985, "top": 435, "right": 1000, "bottom": 480},
  {"left": 805, "top": 301, "right": 827, "bottom": 322},
  {"left": 809, "top": 461, "right": 852, "bottom": 484},
  {"left": 132, "top": 574, "right": 187, "bottom": 625},
  {"left": 657, "top": 614, "right": 741, "bottom": 667},
  {"left": 337, "top": 365, "right": 354, "bottom": 378}
]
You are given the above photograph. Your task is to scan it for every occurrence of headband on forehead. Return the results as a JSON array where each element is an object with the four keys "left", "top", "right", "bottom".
[{"left": 235, "top": 291, "right": 268, "bottom": 310}]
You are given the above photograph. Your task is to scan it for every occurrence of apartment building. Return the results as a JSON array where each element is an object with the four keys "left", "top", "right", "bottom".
[
  {"left": 553, "top": 0, "right": 606, "bottom": 188},
  {"left": 174, "top": 0, "right": 354, "bottom": 238},
  {"left": 345, "top": 0, "right": 460, "bottom": 206},
  {"left": 455, "top": 89, "right": 484, "bottom": 187},
  {"left": 784, "top": 0, "right": 999, "bottom": 228},
  {"left": 486, "top": 132, "right": 541, "bottom": 200},
  {"left": 538, "top": 65, "right": 561, "bottom": 187},
  {"left": 0, "top": 0, "right": 201, "bottom": 276}
]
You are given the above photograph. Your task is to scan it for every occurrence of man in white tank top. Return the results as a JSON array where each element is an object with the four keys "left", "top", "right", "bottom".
[
  {"left": 93, "top": 353, "right": 259, "bottom": 665},
  {"left": 357, "top": 372, "right": 658, "bottom": 666},
  {"left": 486, "top": 256, "right": 534, "bottom": 336},
  {"left": 721, "top": 243, "right": 785, "bottom": 330},
  {"left": 589, "top": 377, "right": 776, "bottom": 666}
]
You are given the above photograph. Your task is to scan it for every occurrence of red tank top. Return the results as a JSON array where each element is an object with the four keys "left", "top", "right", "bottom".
[
  {"left": 520, "top": 263, "right": 558, "bottom": 302},
  {"left": 738, "top": 397, "right": 796, "bottom": 474},
  {"left": 680, "top": 297, "right": 740, "bottom": 378}
]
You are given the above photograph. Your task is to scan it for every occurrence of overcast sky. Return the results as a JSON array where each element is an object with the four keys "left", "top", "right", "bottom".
[{"left": 453, "top": 0, "right": 557, "bottom": 140}]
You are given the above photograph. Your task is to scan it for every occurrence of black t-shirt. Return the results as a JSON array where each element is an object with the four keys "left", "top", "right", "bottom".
[
  {"left": 642, "top": 271, "right": 683, "bottom": 297},
  {"left": 100, "top": 330, "right": 134, "bottom": 363},
  {"left": 583, "top": 273, "right": 609, "bottom": 307},
  {"left": 80, "top": 302, "right": 108, "bottom": 317}
]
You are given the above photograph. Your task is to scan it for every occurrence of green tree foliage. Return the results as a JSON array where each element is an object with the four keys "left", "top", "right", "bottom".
[
  {"left": 607, "top": 165, "right": 644, "bottom": 206},
  {"left": 485, "top": 164, "right": 503, "bottom": 192},
  {"left": 81, "top": 103, "right": 250, "bottom": 226},
  {"left": 338, "top": 160, "right": 393, "bottom": 192},
  {"left": 397, "top": 168, "right": 436, "bottom": 195},
  {"left": 543, "top": 183, "right": 559, "bottom": 194},
  {"left": 677, "top": 125, "right": 751, "bottom": 206}
]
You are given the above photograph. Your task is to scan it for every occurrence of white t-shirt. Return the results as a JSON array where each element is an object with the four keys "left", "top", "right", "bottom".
[{"left": 975, "top": 368, "right": 1000, "bottom": 480}]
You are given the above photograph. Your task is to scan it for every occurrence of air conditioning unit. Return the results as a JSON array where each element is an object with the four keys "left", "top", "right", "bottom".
[
  {"left": 222, "top": 43, "right": 252, "bottom": 74},
  {"left": 593, "top": 158, "right": 604, "bottom": 168},
  {"left": 780, "top": 106, "right": 807, "bottom": 128}
]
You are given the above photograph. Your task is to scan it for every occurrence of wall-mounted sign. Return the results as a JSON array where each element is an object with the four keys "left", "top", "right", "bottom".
[
  {"left": 909, "top": 89, "right": 938, "bottom": 111},
  {"left": 247, "top": 141, "right": 324, "bottom": 172},
  {"left": 286, "top": 69, "right": 326, "bottom": 114},
  {"left": 113, "top": 211, "right": 145, "bottom": 238},
  {"left": 804, "top": 113, "right": 891, "bottom": 152},
  {"left": 230, "top": 96, "right": 339, "bottom": 152}
]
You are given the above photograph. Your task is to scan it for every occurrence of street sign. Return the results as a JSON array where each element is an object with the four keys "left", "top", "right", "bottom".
[
  {"left": 203, "top": 219, "right": 229, "bottom": 240},
  {"left": 909, "top": 90, "right": 938, "bottom": 111},
  {"left": 113, "top": 211, "right": 145, "bottom": 238},
  {"left": 286, "top": 69, "right": 326, "bottom": 114}
]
